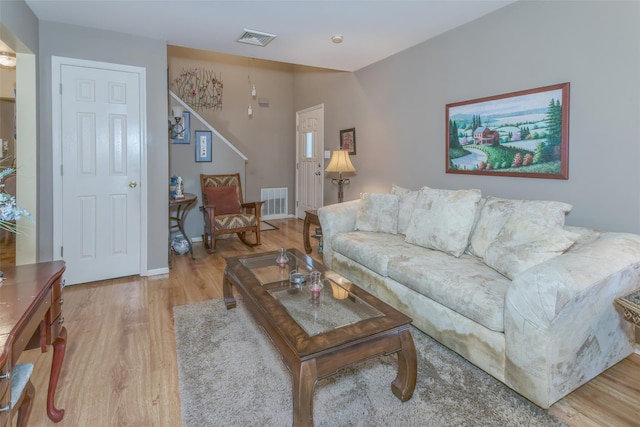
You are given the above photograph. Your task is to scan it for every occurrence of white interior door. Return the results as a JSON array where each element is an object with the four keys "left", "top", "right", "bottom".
[
  {"left": 57, "top": 62, "right": 143, "bottom": 285},
  {"left": 296, "top": 105, "right": 324, "bottom": 219}
]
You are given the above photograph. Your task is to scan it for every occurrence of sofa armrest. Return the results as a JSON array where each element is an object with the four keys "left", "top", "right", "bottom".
[
  {"left": 504, "top": 232, "right": 640, "bottom": 407},
  {"left": 317, "top": 200, "right": 360, "bottom": 268}
]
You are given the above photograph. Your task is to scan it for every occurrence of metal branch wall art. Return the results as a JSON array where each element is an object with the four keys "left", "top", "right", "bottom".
[{"left": 173, "top": 68, "right": 223, "bottom": 110}]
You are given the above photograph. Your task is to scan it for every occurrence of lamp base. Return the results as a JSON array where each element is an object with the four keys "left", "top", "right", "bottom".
[{"left": 331, "top": 178, "right": 350, "bottom": 203}]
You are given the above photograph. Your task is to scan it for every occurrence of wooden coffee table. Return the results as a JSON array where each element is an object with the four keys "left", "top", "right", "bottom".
[{"left": 223, "top": 248, "right": 416, "bottom": 427}]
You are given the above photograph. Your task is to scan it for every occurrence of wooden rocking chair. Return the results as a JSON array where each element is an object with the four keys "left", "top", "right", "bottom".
[{"left": 199, "top": 173, "right": 264, "bottom": 253}]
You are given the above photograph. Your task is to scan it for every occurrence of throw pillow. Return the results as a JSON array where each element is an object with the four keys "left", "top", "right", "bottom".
[
  {"left": 483, "top": 212, "right": 579, "bottom": 279},
  {"left": 391, "top": 184, "right": 421, "bottom": 235},
  {"left": 468, "top": 197, "right": 517, "bottom": 258},
  {"left": 515, "top": 199, "right": 573, "bottom": 228},
  {"left": 468, "top": 197, "right": 573, "bottom": 258},
  {"left": 204, "top": 186, "right": 241, "bottom": 215},
  {"left": 405, "top": 187, "right": 482, "bottom": 257},
  {"left": 355, "top": 193, "right": 399, "bottom": 234}
]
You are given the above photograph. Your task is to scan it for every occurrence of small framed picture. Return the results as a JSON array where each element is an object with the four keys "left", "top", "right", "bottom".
[
  {"left": 195, "top": 130, "right": 212, "bottom": 162},
  {"left": 340, "top": 128, "right": 356, "bottom": 155},
  {"left": 171, "top": 111, "right": 190, "bottom": 144}
]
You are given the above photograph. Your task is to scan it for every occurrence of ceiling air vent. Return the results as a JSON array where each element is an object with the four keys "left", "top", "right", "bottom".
[{"left": 236, "top": 29, "right": 277, "bottom": 47}]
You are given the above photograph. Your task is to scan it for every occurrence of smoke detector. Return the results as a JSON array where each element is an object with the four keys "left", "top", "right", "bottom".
[{"left": 237, "top": 29, "right": 277, "bottom": 47}]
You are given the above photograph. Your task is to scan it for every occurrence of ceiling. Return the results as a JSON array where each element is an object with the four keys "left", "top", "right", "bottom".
[{"left": 24, "top": 0, "right": 515, "bottom": 72}]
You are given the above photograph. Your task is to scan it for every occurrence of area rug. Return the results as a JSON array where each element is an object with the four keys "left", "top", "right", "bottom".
[
  {"left": 174, "top": 298, "right": 564, "bottom": 427},
  {"left": 260, "top": 220, "right": 279, "bottom": 231}
]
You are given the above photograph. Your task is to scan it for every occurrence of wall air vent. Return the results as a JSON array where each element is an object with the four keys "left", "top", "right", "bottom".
[{"left": 236, "top": 29, "right": 277, "bottom": 47}]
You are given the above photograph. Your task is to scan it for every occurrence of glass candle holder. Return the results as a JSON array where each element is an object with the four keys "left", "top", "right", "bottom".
[
  {"left": 309, "top": 271, "right": 323, "bottom": 302},
  {"left": 275, "top": 248, "right": 289, "bottom": 268}
]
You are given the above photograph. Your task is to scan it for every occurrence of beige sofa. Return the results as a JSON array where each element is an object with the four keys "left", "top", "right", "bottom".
[{"left": 318, "top": 186, "right": 640, "bottom": 408}]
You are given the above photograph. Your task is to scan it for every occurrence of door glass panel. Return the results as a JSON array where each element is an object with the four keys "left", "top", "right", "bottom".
[{"left": 304, "top": 132, "right": 313, "bottom": 158}]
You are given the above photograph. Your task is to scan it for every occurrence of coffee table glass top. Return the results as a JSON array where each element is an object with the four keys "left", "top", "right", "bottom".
[
  {"left": 268, "top": 277, "right": 383, "bottom": 337},
  {"left": 240, "top": 250, "right": 383, "bottom": 336},
  {"left": 239, "top": 251, "right": 315, "bottom": 285}
]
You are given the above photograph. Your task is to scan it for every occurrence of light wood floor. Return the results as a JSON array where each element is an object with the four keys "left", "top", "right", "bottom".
[{"left": 2, "top": 218, "right": 639, "bottom": 426}]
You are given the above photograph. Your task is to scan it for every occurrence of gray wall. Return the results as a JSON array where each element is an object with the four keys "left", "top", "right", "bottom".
[
  {"left": 38, "top": 22, "right": 169, "bottom": 271},
  {"left": 0, "top": 0, "right": 38, "bottom": 53},
  {"left": 0, "top": 0, "right": 38, "bottom": 263},
  {"left": 295, "top": 0, "right": 640, "bottom": 233},
  {"left": 293, "top": 67, "right": 357, "bottom": 205},
  {"left": 167, "top": 46, "right": 296, "bottom": 216},
  {"left": 169, "top": 95, "right": 247, "bottom": 241},
  {"left": 5, "top": 0, "right": 640, "bottom": 272}
]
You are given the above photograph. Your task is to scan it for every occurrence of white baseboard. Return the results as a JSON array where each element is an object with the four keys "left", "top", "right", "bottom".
[
  {"left": 263, "top": 214, "right": 295, "bottom": 220},
  {"left": 145, "top": 267, "right": 170, "bottom": 276}
]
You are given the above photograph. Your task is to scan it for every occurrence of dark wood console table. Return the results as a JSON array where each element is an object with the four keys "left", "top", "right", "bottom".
[
  {"left": 169, "top": 193, "right": 197, "bottom": 261},
  {"left": 0, "top": 261, "right": 67, "bottom": 425}
]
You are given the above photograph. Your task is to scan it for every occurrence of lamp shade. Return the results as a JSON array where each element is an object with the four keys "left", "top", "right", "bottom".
[
  {"left": 325, "top": 150, "right": 356, "bottom": 173},
  {"left": 171, "top": 105, "right": 184, "bottom": 119}
]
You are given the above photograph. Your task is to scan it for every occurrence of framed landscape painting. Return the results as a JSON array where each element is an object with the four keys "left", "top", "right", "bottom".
[{"left": 446, "top": 82, "right": 569, "bottom": 179}]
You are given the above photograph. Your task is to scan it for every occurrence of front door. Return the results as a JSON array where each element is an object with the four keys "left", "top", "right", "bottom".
[
  {"left": 295, "top": 105, "right": 324, "bottom": 219},
  {"left": 55, "top": 60, "right": 144, "bottom": 285}
]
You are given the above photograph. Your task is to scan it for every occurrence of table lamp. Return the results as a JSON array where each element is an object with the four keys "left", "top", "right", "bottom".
[{"left": 325, "top": 150, "right": 356, "bottom": 203}]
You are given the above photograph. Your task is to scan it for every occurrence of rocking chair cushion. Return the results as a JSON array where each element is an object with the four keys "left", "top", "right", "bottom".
[
  {"left": 205, "top": 186, "right": 241, "bottom": 215},
  {"left": 214, "top": 213, "right": 257, "bottom": 231}
]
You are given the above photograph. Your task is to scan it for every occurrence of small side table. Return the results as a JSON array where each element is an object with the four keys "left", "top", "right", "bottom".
[
  {"left": 169, "top": 193, "right": 197, "bottom": 261},
  {"left": 303, "top": 210, "right": 321, "bottom": 254},
  {"left": 616, "top": 290, "right": 640, "bottom": 326}
]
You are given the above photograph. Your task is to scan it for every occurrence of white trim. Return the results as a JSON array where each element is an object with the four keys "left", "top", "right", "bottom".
[
  {"left": 169, "top": 91, "right": 248, "bottom": 161},
  {"left": 15, "top": 52, "right": 37, "bottom": 265},
  {"left": 51, "top": 56, "right": 149, "bottom": 277},
  {"left": 145, "top": 267, "right": 169, "bottom": 276}
]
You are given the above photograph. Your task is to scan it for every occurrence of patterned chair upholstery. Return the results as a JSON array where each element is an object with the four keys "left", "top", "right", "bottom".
[
  {"left": 199, "top": 173, "right": 264, "bottom": 253},
  {"left": 8, "top": 363, "right": 35, "bottom": 427}
]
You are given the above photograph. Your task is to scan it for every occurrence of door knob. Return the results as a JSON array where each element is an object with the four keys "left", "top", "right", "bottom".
[
  {"left": 315, "top": 172, "right": 322, "bottom": 176},
  {"left": 129, "top": 181, "right": 138, "bottom": 188}
]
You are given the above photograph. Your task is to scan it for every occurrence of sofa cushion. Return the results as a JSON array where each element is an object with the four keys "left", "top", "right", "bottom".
[
  {"left": 405, "top": 187, "right": 482, "bottom": 257},
  {"left": 392, "top": 184, "right": 421, "bottom": 234},
  {"left": 484, "top": 213, "right": 579, "bottom": 279},
  {"left": 387, "top": 252, "right": 509, "bottom": 332},
  {"left": 355, "top": 193, "right": 399, "bottom": 234},
  {"left": 331, "top": 232, "right": 414, "bottom": 276},
  {"left": 469, "top": 196, "right": 573, "bottom": 258}
]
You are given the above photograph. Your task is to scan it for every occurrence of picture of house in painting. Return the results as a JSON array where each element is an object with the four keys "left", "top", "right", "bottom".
[{"left": 473, "top": 127, "right": 500, "bottom": 145}]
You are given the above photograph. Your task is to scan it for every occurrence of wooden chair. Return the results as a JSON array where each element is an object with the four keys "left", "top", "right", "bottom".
[{"left": 199, "top": 173, "right": 264, "bottom": 253}]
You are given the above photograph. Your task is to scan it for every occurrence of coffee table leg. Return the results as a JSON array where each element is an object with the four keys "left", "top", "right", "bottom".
[
  {"left": 292, "top": 358, "right": 317, "bottom": 427},
  {"left": 391, "top": 328, "right": 417, "bottom": 402},
  {"left": 222, "top": 268, "right": 236, "bottom": 309}
]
